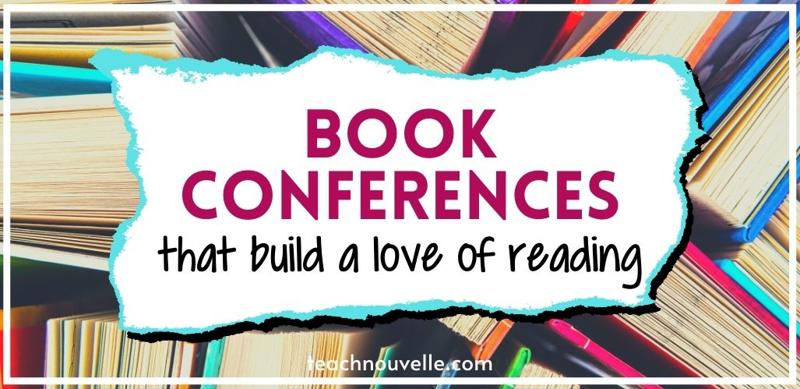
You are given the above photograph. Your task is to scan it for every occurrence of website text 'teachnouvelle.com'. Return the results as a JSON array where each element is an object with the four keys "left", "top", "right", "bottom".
[{"left": 306, "top": 354, "right": 493, "bottom": 373}]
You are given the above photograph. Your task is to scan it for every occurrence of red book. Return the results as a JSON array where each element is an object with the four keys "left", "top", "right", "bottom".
[
  {"left": 464, "top": 0, "right": 588, "bottom": 74},
  {"left": 1, "top": 311, "right": 48, "bottom": 389}
]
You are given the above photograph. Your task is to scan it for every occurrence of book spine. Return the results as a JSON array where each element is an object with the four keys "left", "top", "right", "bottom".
[
  {"left": 200, "top": 338, "right": 225, "bottom": 385},
  {"left": 470, "top": 319, "right": 513, "bottom": 360},
  {"left": 0, "top": 325, "right": 48, "bottom": 389},
  {"left": 2, "top": 62, "right": 110, "bottom": 97}
]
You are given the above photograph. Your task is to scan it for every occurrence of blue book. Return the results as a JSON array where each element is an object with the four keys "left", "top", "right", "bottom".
[
  {"left": 0, "top": 61, "right": 110, "bottom": 97},
  {"left": 433, "top": 360, "right": 459, "bottom": 389},
  {"left": 716, "top": 259, "right": 799, "bottom": 336},
  {"left": 700, "top": 5, "right": 799, "bottom": 243},
  {"left": 702, "top": 9, "right": 794, "bottom": 130},
  {"left": 732, "top": 161, "right": 799, "bottom": 242}
]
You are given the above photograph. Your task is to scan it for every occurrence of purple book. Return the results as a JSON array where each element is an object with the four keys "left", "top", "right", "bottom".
[{"left": 254, "top": 0, "right": 367, "bottom": 52}]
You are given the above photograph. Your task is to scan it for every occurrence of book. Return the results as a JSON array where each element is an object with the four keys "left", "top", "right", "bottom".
[
  {"left": 5, "top": 23, "right": 187, "bottom": 67},
  {"left": 442, "top": 244, "right": 792, "bottom": 379},
  {"left": 716, "top": 259, "right": 798, "bottom": 333},
  {"left": 211, "top": 328, "right": 373, "bottom": 380},
  {"left": 685, "top": 5, "right": 799, "bottom": 243},
  {"left": 1, "top": 94, "right": 133, "bottom": 269},
  {"left": 581, "top": 0, "right": 650, "bottom": 57},
  {"left": 555, "top": 0, "right": 639, "bottom": 61},
  {"left": 615, "top": 0, "right": 729, "bottom": 58},
  {"left": 500, "top": 322, "right": 621, "bottom": 379},
  {"left": 684, "top": 0, "right": 740, "bottom": 67},
  {"left": 565, "top": 1, "right": 796, "bottom": 244},
  {"left": 370, "top": 344, "right": 394, "bottom": 388},
  {"left": 3, "top": 1, "right": 261, "bottom": 67},
  {"left": 561, "top": 0, "right": 736, "bottom": 66},
  {"left": 0, "top": 61, "right": 110, "bottom": 97},
  {"left": 471, "top": 319, "right": 513, "bottom": 361},
  {"left": 688, "top": 30, "right": 798, "bottom": 243},
  {"left": 568, "top": 314, "right": 704, "bottom": 378},
  {"left": 499, "top": 346, "right": 530, "bottom": 389},
  {"left": 468, "top": 0, "right": 588, "bottom": 72},
  {"left": 545, "top": 319, "right": 659, "bottom": 387},
  {"left": 439, "top": 315, "right": 513, "bottom": 361},
  {"left": 765, "top": 192, "right": 799, "bottom": 259},
  {"left": 617, "top": 243, "right": 790, "bottom": 379},
  {"left": 697, "top": 4, "right": 794, "bottom": 126},
  {"left": 715, "top": 193, "right": 799, "bottom": 332},
  {"left": 558, "top": 1, "right": 788, "bottom": 243},
  {"left": 1, "top": 256, "right": 115, "bottom": 385},
  {"left": 45, "top": 312, "right": 201, "bottom": 379},
  {"left": 439, "top": 314, "right": 500, "bottom": 346}
]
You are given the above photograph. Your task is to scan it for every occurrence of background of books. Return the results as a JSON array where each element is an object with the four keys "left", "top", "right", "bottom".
[{"left": 0, "top": 0, "right": 798, "bottom": 387}]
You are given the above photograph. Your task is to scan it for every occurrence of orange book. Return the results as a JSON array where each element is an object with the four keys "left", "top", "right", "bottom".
[
  {"left": 685, "top": 0, "right": 742, "bottom": 67},
  {"left": 470, "top": 319, "right": 514, "bottom": 360},
  {"left": 558, "top": 0, "right": 637, "bottom": 61}
]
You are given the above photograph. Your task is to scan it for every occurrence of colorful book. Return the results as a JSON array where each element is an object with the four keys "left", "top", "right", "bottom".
[
  {"left": 369, "top": 344, "right": 395, "bottom": 389},
  {"left": 433, "top": 359, "right": 459, "bottom": 389},
  {"left": 472, "top": 319, "right": 514, "bottom": 361},
  {"left": 546, "top": 319, "right": 661, "bottom": 388},
  {"left": 569, "top": 314, "right": 705, "bottom": 378},
  {"left": 556, "top": 0, "right": 640, "bottom": 61},
  {"left": 615, "top": 0, "right": 730, "bottom": 59},
  {"left": 602, "top": 242, "right": 790, "bottom": 378},
  {"left": 503, "top": 322, "right": 623, "bottom": 380},
  {"left": 689, "top": 20, "right": 799, "bottom": 244},
  {"left": 439, "top": 315, "right": 514, "bottom": 361},
  {"left": 684, "top": 242, "right": 790, "bottom": 345},
  {"left": 200, "top": 338, "right": 225, "bottom": 386},
  {"left": 1, "top": 256, "right": 115, "bottom": 386},
  {"left": 716, "top": 259, "right": 799, "bottom": 334},
  {"left": 499, "top": 346, "right": 530, "bottom": 389},
  {"left": 701, "top": 5, "right": 795, "bottom": 129},
  {"left": 713, "top": 193, "right": 799, "bottom": 335},
  {"left": 257, "top": 0, "right": 367, "bottom": 51},
  {"left": 0, "top": 62, "right": 109, "bottom": 97},
  {"left": 466, "top": 0, "right": 588, "bottom": 73}
]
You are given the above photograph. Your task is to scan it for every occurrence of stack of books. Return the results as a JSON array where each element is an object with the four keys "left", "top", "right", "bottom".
[{"left": 3, "top": 0, "right": 797, "bottom": 384}]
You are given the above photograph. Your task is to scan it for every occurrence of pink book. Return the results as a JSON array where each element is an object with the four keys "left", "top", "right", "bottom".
[
  {"left": 684, "top": 242, "right": 790, "bottom": 347},
  {"left": 547, "top": 319, "right": 662, "bottom": 389}
]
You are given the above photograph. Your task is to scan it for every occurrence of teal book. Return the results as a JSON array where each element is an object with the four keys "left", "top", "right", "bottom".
[
  {"left": 716, "top": 259, "right": 799, "bottom": 336},
  {"left": 1, "top": 62, "right": 109, "bottom": 97},
  {"left": 201, "top": 338, "right": 226, "bottom": 387}
]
